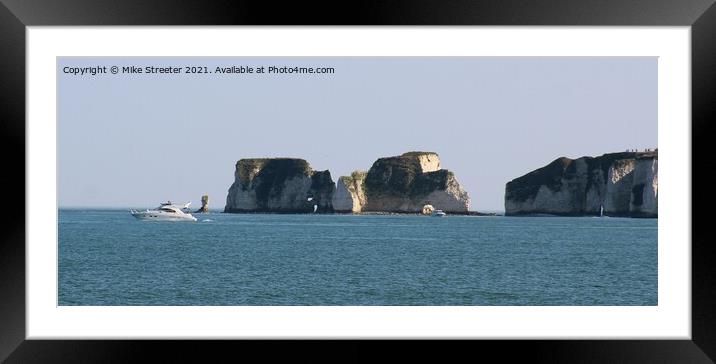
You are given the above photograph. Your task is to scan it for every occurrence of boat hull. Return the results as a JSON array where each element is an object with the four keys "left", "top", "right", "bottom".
[{"left": 131, "top": 211, "right": 197, "bottom": 222}]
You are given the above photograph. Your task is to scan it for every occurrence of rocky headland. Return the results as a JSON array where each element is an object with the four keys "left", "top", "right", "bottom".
[
  {"left": 504, "top": 151, "right": 657, "bottom": 217},
  {"left": 224, "top": 152, "right": 471, "bottom": 214}
]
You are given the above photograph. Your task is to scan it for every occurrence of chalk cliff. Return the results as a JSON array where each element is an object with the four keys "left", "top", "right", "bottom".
[
  {"left": 332, "top": 171, "right": 368, "bottom": 213},
  {"left": 505, "top": 151, "right": 657, "bottom": 217},
  {"left": 224, "top": 158, "right": 335, "bottom": 213},
  {"left": 225, "top": 152, "right": 470, "bottom": 214},
  {"left": 604, "top": 156, "right": 658, "bottom": 217},
  {"left": 361, "top": 152, "right": 470, "bottom": 213}
]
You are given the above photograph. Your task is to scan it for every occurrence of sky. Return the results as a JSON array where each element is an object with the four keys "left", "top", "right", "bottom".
[{"left": 57, "top": 57, "right": 657, "bottom": 212}]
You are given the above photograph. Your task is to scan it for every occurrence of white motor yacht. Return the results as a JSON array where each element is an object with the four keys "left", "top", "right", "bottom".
[
  {"left": 431, "top": 209, "right": 446, "bottom": 217},
  {"left": 131, "top": 201, "right": 198, "bottom": 221}
]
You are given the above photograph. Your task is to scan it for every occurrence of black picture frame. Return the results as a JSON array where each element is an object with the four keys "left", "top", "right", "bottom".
[{"left": 2, "top": 0, "right": 714, "bottom": 362}]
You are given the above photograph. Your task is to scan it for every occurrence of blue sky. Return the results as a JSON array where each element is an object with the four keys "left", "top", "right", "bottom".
[{"left": 58, "top": 57, "right": 657, "bottom": 211}]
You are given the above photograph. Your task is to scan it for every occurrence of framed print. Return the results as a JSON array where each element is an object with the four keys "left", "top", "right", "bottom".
[{"left": 2, "top": 0, "right": 715, "bottom": 362}]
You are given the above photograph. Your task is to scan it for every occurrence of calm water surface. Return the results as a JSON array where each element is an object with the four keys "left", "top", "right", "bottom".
[{"left": 59, "top": 210, "right": 657, "bottom": 305}]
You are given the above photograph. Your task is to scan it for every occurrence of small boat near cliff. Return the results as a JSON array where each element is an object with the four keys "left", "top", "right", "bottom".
[
  {"left": 431, "top": 209, "right": 446, "bottom": 217},
  {"left": 130, "top": 201, "right": 198, "bottom": 222}
]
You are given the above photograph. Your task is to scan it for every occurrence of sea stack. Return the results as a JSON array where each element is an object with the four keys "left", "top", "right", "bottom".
[
  {"left": 224, "top": 158, "right": 335, "bottom": 213},
  {"left": 195, "top": 195, "right": 209, "bottom": 213},
  {"left": 332, "top": 152, "right": 470, "bottom": 213},
  {"left": 332, "top": 171, "right": 368, "bottom": 213},
  {"left": 505, "top": 151, "right": 657, "bottom": 217},
  {"left": 225, "top": 152, "right": 470, "bottom": 214}
]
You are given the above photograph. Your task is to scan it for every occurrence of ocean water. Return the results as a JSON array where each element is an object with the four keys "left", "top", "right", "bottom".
[{"left": 58, "top": 210, "right": 657, "bottom": 306}]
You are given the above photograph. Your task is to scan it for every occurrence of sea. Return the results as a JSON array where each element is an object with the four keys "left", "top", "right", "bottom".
[{"left": 58, "top": 209, "right": 657, "bottom": 306}]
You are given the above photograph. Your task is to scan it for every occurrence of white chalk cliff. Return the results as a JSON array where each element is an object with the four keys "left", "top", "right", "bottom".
[
  {"left": 605, "top": 157, "right": 657, "bottom": 217},
  {"left": 332, "top": 171, "right": 368, "bottom": 213},
  {"left": 505, "top": 151, "right": 657, "bottom": 217}
]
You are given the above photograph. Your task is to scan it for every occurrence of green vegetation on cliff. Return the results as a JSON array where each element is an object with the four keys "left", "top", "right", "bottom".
[
  {"left": 505, "top": 157, "right": 572, "bottom": 202},
  {"left": 365, "top": 152, "right": 448, "bottom": 199},
  {"left": 401, "top": 151, "right": 439, "bottom": 157},
  {"left": 228, "top": 158, "right": 334, "bottom": 212},
  {"left": 340, "top": 171, "right": 367, "bottom": 195},
  {"left": 310, "top": 170, "right": 335, "bottom": 202},
  {"left": 238, "top": 158, "right": 312, "bottom": 203}
]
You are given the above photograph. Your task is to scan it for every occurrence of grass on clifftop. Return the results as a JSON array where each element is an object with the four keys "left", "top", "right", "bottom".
[{"left": 401, "top": 151, "right": 439, "bottom": 157}]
